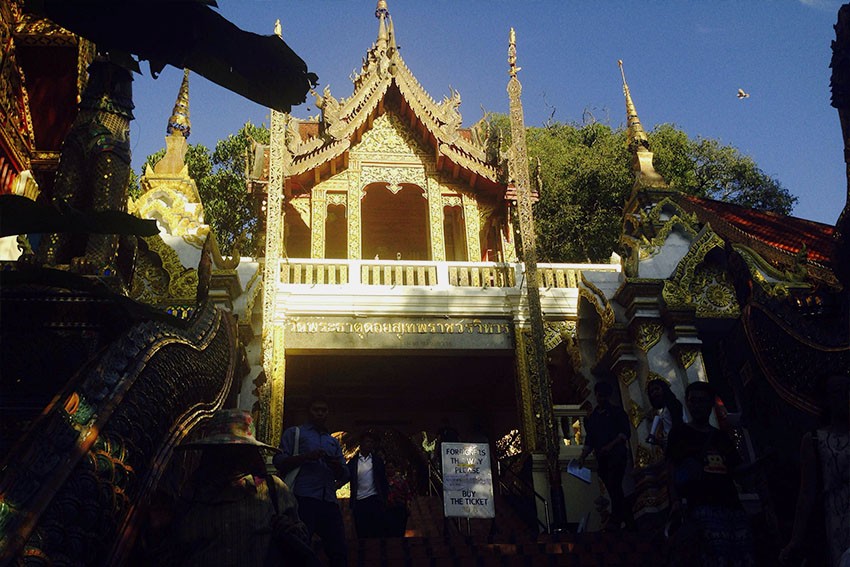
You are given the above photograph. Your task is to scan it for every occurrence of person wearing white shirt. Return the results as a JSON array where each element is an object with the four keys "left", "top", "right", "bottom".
[{"left": 346, "top": 431, "right": 388, "bottom": 538}]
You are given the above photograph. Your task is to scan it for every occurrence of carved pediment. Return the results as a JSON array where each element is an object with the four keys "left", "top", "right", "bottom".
[{"left": 352, "top": 113, "right": 430, "bottom": 159}]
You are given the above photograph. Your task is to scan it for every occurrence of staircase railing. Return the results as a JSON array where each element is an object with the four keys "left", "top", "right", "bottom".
[
  {"left": 426, "top": 460, "right": 467, "bottom": 536},
  {"left": 496, "top": 454, "right": 551, "bottom": 534}
]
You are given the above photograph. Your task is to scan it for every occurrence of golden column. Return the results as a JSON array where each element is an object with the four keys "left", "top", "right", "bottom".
[
  {"left": 259, "top": 22, "right": 290, "bottom": 446},
  {"left": 347, "top": 165, "right": 362, "bottom": 259},
  {"left": 507, "top": 28, "right": 566, "bottom": 528}
]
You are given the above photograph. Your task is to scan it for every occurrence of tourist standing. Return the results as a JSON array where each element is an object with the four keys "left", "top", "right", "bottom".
[
  {"left": 274, "top": 396, "right": 349, "bottom": 567},
  {"left": 578, "top": 381, "right": 632, "bottom": 531},
  {"left": 646, "top": 379, "right": 685, "bottom": 448},
  {"left": 780, "top": 373, "right": 850, "bottom": 567},
  {"left": 666, "top": 381, "right": 755, "bottom": 566},
  {"left": 164, "top": 409, "right": 315, "bottom": 566},
  {"left": 385, "top": 460, "right": 414, "bottom": 537},
  {"left": 346, "top": 430, "right": 388, "bottom": 538}
]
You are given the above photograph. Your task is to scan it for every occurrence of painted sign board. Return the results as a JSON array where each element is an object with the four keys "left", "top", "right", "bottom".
[{"left": 440, "top": 442, "right": 495, "bottom": 519}]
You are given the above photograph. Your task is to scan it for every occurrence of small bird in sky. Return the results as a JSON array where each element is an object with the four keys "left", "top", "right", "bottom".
[{"left": 737, "top": 88, "right": 750, "bottom": 99}]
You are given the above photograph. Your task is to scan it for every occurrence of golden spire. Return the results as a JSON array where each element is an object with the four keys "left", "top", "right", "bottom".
[
  {"left": 376, "top": 0, "right": 388, "bottom": 51},
  {"left": 167, "top": 68, "right": 191, "bottom": 138},
  {"left": 387, "top": 14, "right": 397, "bottom": 54},
  {"left": 618, "top": 60, "right": 648, "bottom": 152},
  {"left": 508, "top": 27, "right": 521, "bottom": 77},
  {"left": 618, "top": 60, "right": 665, "bottom": 186}
]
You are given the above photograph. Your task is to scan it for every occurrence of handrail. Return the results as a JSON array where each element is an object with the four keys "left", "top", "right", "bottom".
[
  {"left": 426, "top": 460, "right": 464, "bottom": 536},
  {"left": 497, "top": 458, "right": 551, "bottom": 534},
  {"left": 426, "top": 459, "right": 443, "bottom": 498}
]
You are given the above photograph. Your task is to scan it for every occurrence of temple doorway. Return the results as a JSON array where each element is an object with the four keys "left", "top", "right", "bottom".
[
  {"left": 281, "top": 353, "right": 519, "bottom": 463},
  {"left": 361, "top": 183, "right": 429, "bottom": 260}
]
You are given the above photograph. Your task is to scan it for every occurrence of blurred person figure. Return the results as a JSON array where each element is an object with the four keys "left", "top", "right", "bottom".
[
  {"left": 346, "top": 430, "right": 388, "bottom": 538},
  {"left": 646, "top": 379, "right": 686, "bottom": 448},
  {"left": 578, "top": 381, "right": 632, "bottom": 531},
  {"left": 780, "top": 374, "right": 850, "bottom": 567},
  {"left": 166, "top": 409, "right": 315, "bottom": 566},
  {"left": 666, "top": 381, "right": 755, "bottom": 567},
  {"left": 385, "top": 460, "right": 414, "bottom": 537},
  {"left": 274, "top": 396, "right": 349, "bottom": 567}
]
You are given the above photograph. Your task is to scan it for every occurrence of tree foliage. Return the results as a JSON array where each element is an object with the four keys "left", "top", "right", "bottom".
[
  {"left": 134, "top": 122, "right": 268, "bottom": 255},
  {"left": 498, "top": 117, "right": 798, "bottom": 263}
]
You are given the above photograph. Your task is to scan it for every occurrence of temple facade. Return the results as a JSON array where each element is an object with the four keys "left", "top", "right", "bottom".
[
  {"left": 245, "top": 5, "right": 622, "bottom": 529},
  {"left": 1, "top": 0, "right": 848, "bottom": 561}
]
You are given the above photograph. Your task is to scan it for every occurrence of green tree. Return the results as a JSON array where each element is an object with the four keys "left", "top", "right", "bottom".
[
  {"left": 488, "top": 117, "right": 797, "bottom": 263},
  {"left": 135, "top": 122, "right": 268, "bottom": 255},
  {"left": 649, "top": 123, "right": 796, "bottom": 214}
]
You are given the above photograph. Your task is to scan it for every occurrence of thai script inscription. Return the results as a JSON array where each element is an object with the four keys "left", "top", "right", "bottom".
[{"left": 286, "top": 318, "right": 511, "bottom": 336}]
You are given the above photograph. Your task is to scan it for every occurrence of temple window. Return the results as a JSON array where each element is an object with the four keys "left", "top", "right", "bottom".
[{"left": 361, "top": 183, "right": 429, "bottom": 260}]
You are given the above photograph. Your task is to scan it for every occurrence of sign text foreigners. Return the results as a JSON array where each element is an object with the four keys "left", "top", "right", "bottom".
[{"left": 441, "top": 442, "right": 495, "bottom": 519}]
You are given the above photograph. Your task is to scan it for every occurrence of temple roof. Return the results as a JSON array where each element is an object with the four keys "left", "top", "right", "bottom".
[
  {"left": 278, "top": 3, "right": 502, "bottom": 196},
  {"left": 675, "top": 194, "right": 838, "bottom": 284}
]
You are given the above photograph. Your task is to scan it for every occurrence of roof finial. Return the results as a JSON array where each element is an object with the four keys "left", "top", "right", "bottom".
[
  {"left": 376, "top": 0, "right": 389, "bottom": 18},
  {"left": 387, "top": 14, "right": 397, "bottom": 53},
  {"left": 508, "top": 27, "right": 521, "bottom": 77},
  {"left": 618, "top": 60, "right": 648, "bottom": 152},
  {"left": 618, "top": 60, "right": 666, "bottom": 187},
  {"left": 167, "top": 68, "right": 191, "bottom": 138},
  {"left": 274, "top": 19, "right": 282, "bottom": 38},
  {"left": 376, "top": 1, "right": 388, "bottom": 50}
]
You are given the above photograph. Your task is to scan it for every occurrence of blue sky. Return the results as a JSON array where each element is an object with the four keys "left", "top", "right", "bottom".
[{"left": 130, "top": 1, "right": 848, "bottom": 226}]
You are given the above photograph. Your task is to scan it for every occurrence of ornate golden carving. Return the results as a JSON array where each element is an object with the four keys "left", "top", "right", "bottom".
[
  {"left": 356, "top": 113, "right": 429, "bottom": 158},
  {"left": 635, "top": 322, "right": 664, "bottom": 352},
  {"left": 361, "top": 165, "right": 427, "bottom": 194},
  {"left": 289, "top": 196, "right": 312, "bottom": 228},
  {"left": 629, "top": 400, "right": 644, "bottom": 430},
  {"left": 265, "top": 324, "right": 286, "bottom": 446},
  {"left": 441, "top": 195, "right": 462, "bottom": 207},
  {"left": 346, "top": 169, "right": 361, "bottom": 259},
  {"left": 733, "top": 244, "right": 806, "bottom": 298},
  {"left": 579, "top": 273, "right": 616, "bottom": 361},
  {"left": 635, "top": 445, "right": 652, "bottom": 469},
  {"left": 677, "top": 348, "right": 699, "bottom": 369},
  {"left": 513, "top": 328, "right": 538, "bottom": 452},
  {"left": 461, "top": 193, "right": 482, "bottom": 262},
  {"left": 310, "top": 189, "right": 326, "bottom": 258},
  {"left": 647, "top": 371, "right": 670, "bottom": 385},
  {"left": 500, "top": 228, "right": 518, "bottom": 262},
  {"left": 131, "top": 235, "right": 199, "bottom": 302},
  {"left": 618, "top": 367, "right": 638, "bottom": 387},
  {"left": 543, "top": 320, "right": 574, "bottom": 351},
  {"left": 263, "top": 109, "right": 287, "bottom": 426},
  {"left": 326, "top": 192, "right": 347, "bottom": 206},
  {"left": 426, "top": 176, "right": 446, "bottom": 261},
  {"left": 662, "top": 229, "right": 741, "bottom": 318}
]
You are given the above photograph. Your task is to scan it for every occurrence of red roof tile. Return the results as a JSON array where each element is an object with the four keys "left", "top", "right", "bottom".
[{"left": 678, "top": 195, "right": 836, "bottom": 265}]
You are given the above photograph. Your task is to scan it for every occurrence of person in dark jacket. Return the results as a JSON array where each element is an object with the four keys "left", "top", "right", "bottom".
[
  {"left": 346, "top": 430, "right": 389, "bottom": 538},
  {"left": 578, "top": 381, "right": 632, "bottom": 531}
]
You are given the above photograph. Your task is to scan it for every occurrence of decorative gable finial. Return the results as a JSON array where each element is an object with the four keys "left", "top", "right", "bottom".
[
  {"left": 508, "top": 27, "right": 521, "bottom": 78},
  {"left": 167, "top": 68, "right": 191, "bottom": 138},
  {"left": 618, "top": 60, "right": 649, "bottom": 153},
  {"left": 618, "top": 60, "right": 665, "bottom": 187},
  {"left": 376, "top": 0, "right": 389, "bottom": 19},
  {"left": 376, "top": 0, "right": 389, "bottom": 51}
]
